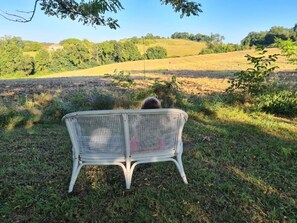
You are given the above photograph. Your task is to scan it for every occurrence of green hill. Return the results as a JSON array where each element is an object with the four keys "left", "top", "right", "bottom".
[
  {"left": 135, "top": 39, "right": 206, "bottom": 57},
  {"left": 39, "top": 48, "right": 296, "bottom": 79}
]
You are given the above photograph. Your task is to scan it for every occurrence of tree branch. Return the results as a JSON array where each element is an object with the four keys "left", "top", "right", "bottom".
[
  {"left": 0, "top": 0, "right": 39, "bottom": 23},
  {"left": 0, "top": 0, "right": 202, "bottom": 28}
]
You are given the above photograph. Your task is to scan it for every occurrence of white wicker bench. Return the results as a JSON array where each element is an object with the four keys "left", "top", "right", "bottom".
[{"left": 62, "top": 108, "right": 188, "bottom": 192}]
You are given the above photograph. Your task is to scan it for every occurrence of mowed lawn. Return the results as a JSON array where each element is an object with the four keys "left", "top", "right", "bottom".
[{"left": 1, "top": 48, "right": 297, "bottom": 222}]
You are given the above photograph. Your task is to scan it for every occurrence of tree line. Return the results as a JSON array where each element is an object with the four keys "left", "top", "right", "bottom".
[
  {"left": 171, "top": 32, "right": 225, "bottom": 43},
  {"left": 171, "top": 24, "right": 297, "bottom": 54},
  {"left": 1, "top": 24, "right": 297, "bottom": 77},
  {"left": 171, "top": 24, "right": 297, "bottom": 47},
  {"left": 0, "top": 36, "right": 167, "bottom": 77},
  {"left": 241, "top": 25, "right": 297, "bottom": 47}
]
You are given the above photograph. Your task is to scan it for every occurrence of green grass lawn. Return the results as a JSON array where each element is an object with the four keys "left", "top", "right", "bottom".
[{"left": 1, "top": 102, "right": 296, "bottom": 222}]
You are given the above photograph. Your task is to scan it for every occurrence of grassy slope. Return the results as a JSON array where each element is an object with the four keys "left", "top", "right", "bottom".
[
  {"left": 37, "top": 48, "right": 296, "bottom": 80},
  {"left": 23, "top": 39, "right": 205, "bottom": 62},
  {"left": 136, "top": 38, "right": 206, "bottom": 57}
]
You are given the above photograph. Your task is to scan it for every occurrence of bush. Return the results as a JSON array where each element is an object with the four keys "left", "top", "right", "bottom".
[
  {"left": 148, "top": 76, "right": 184, "bottom": 108},
  {"left": 145, "top": 46, "right": 167, "bottom": 59},
  {"left": 227, "top": 49, "right": 279, "bottom": 96},
  {"left": 257, "top": 90, "right": 297, "bottom": 117},
  {"left": 104, "top": 70, "right": 136, "bottom": 89},
  {"left": 43, "top": 99, "right": 74, "bottom": 121},
  {"left": 44, "top": 91, "right": 115, "bottom": 121},
  {"left": 225, "top": 48, "right": 297, "bottom": 118},
  {"left": 0, "top": 103, "right": 33, "bottom": 129},
  {"left": 200, "top": 43, "right": 243, "bottom": 55},
  {"left": 88, "top": 90, "right": 115, "bottom": 110},
  {"left": 66, "top": 91, "right": 116, "bottom": 111}
]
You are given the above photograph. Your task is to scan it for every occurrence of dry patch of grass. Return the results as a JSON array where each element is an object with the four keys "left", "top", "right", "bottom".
[{"left": 136, "top": 39, "right": 206, "bottom": 57}]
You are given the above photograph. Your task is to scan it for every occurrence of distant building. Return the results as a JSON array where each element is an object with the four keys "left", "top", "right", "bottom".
[{"left": 46, "top": 44, "right": 64, "bottom": 51}]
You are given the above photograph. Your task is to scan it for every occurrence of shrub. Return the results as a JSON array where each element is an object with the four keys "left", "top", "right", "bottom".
[
  {"left": 225, "top": 48, "right": 297, "bottom": 118},
  {"left": 68, "top": 92, "right": 91, "bottom": 110},
  {"left": 88, "top": 90, "right": 115, "bottom": 110},
  {"left": 44, "top": 91, "right": 115, "bottom": 121},
  {"left": 148, "top": 76, "right": 184, "bottom": 108},
  {"left": 200, "top": 43, "right": 243, "bottom": 55},
  {"left": 227, "top": 49, "right": 279, "bottom": 96},
  {"left": 0, "top": 103, "right": 33, "bottom": 129},
  {"left": 145, "top": 46, "right": 167, "bottom": 59},
  {"left": 104, "top": 70, "right": 136, "bottom": 89},
  {"left": 276, "top": 38, "right": 297, "bottom": 65},
  {"left": 66, "top": 91, "right": 116, "bottom": 111},
  {"left": 43, "top": 99, "right": 74, "bottom": 121},
  {"left": 257, "top": 90, "right": 297, "bottom": 117}
]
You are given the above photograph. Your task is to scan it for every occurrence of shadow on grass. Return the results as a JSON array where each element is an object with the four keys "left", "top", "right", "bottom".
[
  {"left": 182, "top": 114, "right": 297, "bottom": 222},
  {"left": 1, "top": 76, "right": 297, "bottom": 222},
  {"left": 130, "top": 69, "right": 235, "bottom": 79},
  {"left": 0, "top": 76, "right": 110, "bottom": 97},
  {"left": 0, "top": 106, "right": 296, "bottom": 222}
]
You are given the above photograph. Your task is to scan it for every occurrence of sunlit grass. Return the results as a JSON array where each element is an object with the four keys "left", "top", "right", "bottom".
[
  {"left": 136, "top": 39, "right": 206, "bottom": 57},
  {"left": 2, "top": 48, "right": 295, "bottom": 81},
  {"left": 34, "top": 48, "right": 296, "bottom": 79}
]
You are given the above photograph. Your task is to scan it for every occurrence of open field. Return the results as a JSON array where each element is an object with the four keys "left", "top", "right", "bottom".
[
  {"left": 135, "top": 38, "right": 206, "bottom": 57},
  {"left": 1, "top": 49, "right": 297, "bottom": 222},
  {"left": 28, "top": 48, "right": 295, "bottom": 80},
  {"left": 23, "top": 39, "right": 206, "bottom": 60}
]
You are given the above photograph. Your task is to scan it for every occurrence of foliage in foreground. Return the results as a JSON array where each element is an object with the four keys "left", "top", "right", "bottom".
[
  {"left": 227, "top": 48, "right": 297, "bottom": 117},
  {"left": 0, "top": 90, "right": 116, "bottom": 129},
  {"left": 0, "top": 0, "right": 202, "bottom": 29},
  {"left": 105, "top": 71, "right": 184, "bottom": 108},
  {"left": 257, "top": 89, "right": 297, "bottom": 117},
  {"left": 227, "top": 49, "right": 279, "bottom": 95},
  {"left": 276, "top": 38, "right": 297, "bottom": 66}
]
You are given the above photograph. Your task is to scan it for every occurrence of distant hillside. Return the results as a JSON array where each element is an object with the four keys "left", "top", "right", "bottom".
[
  {"left": 24, "top": 39, "right": 205, "bottom": 59},
  {"left": 40, "top": 48, "right": 296, "bottom": 79},
  {"left": 135, "top": 39, "right": 206, "bottom": 57}
]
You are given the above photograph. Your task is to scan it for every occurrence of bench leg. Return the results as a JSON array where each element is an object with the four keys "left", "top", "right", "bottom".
[
  {"left": 121, "top": 167, "right": 131, "bottom": 189},
  {"left": 125, "top": 160, "right": 132, "bottom": 189},
  {"left": 125, "top": 171, "right": 132, "bottom": 189},
  {"left": 116, "top": 162, "right": 131, "bottom": 189},
  {"left": 68, "top": 158, "right": 83, "bottom": 193},
  {"left": 176, "top": 154, "right": 188, "bottom": 184}
]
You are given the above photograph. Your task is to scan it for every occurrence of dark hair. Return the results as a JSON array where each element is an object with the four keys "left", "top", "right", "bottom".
[{"left": 141, "top": 97, "right": 161, "bottom": 109}]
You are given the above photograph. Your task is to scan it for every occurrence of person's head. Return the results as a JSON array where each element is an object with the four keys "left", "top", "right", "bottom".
[{"left": 140, "top": 97, "right": 161, "bottom": 109}]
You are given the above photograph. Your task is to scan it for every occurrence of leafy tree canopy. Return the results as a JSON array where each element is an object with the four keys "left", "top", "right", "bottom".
[
  {"left": 241, "top": 25, "right": 297, "bottom": 47},
  {"left": 60, "top": 38, "right": 82, "bottom": 46},
  {"left": 0, "top": 0, "right": 202, "bottom": 29}
]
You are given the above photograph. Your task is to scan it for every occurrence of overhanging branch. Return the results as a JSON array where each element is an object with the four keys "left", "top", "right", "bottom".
[{"left": 0, "top": 0, "right": 39, "bottom": 23}]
